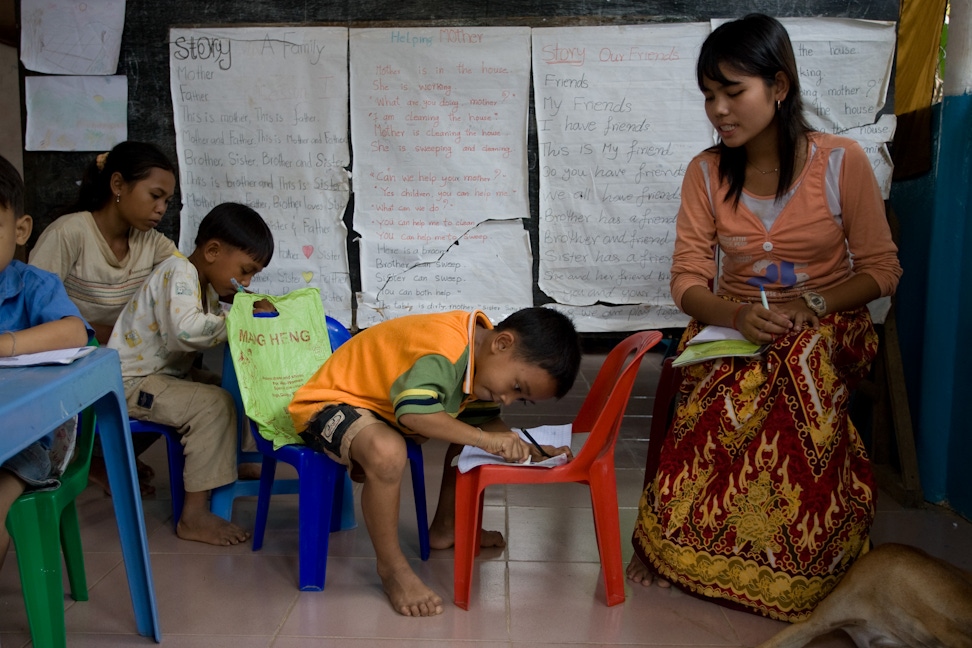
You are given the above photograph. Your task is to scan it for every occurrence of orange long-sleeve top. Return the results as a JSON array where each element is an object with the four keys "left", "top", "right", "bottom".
[{"left": 670, "top": 131, "right": 902, "bottom": 308}]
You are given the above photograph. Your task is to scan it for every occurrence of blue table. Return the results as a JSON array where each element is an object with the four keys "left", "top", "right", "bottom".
[{"left": 0, "top": 347, "right": 160, "bottom": 642}]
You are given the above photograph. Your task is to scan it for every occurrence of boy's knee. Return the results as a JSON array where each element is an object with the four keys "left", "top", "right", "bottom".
[{"left": 353, "top": 430, "right": 407, "bottom": 481}]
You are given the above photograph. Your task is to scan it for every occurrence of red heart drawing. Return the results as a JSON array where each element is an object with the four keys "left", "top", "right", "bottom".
[{"left": 302, "top": 245, "right": 314, "bottom": 259}]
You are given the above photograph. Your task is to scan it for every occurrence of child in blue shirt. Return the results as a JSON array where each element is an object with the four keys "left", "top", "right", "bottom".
[{"left": 0, "top": 154, "right": 92, "bottom": 572}]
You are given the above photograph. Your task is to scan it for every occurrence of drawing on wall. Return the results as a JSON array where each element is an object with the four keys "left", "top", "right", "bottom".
[
  {"left": 20, "top": 0, "right": 126, "bottom": 75},
  {"left": 25, "top": 75, "right": 127, "bottom": 151}
]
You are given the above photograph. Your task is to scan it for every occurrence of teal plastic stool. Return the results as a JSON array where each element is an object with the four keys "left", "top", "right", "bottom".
[{"left": 6, "top": 407, "right": 97, "bottom": 648}]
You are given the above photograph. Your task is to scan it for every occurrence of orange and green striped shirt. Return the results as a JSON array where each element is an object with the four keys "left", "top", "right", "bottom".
[{"left": 289, "top": 310, "right": 500, "bottom": 434}]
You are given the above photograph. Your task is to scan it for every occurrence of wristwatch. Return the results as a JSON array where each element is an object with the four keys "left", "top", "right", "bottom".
[{"left": 801, "top": 291, "right": 827, "bottom": 316}]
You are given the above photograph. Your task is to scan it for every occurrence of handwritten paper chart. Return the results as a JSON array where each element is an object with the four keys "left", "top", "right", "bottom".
[
  {"left": 350, "top": 27, "right": 533, "bottom": 327},
  {"left": 533, "top": 24, "right": 712, "bottom": 331},
  {"left": 780, "top": 18, "right": 897, "bottom": 196},
  {"left": 169, "top": 27, "right": 353, "bottom": 323}
]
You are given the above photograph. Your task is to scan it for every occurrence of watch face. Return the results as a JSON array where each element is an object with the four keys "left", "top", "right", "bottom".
[{"left": 804, "top": 292, "right": 825, "bottom": 315}]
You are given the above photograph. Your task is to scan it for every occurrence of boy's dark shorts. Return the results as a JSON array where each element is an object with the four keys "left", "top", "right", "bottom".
[
  {"left": 300, "top": 404, "right": 429, "bottom": 482},
  {"left": 299, "top": 405, "right": 384, "bottom": 480}
]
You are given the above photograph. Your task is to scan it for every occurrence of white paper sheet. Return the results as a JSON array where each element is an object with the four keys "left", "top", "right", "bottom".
[
  {"left": 456, "top": 424, "right": 572, "bottom": 473},
  {"left": 775, "top": 18, "right": 897, "bottom": 135},
  {"left": 0, "top": 346, "right": 94, "bottom": 367},
  {"left": 841, "top": 114, "right": 898, "bottom": 199},
  {"left": 25, "top": 75, "right": 127, "bottom": 151},
  {"left": 547, "top": 302, "right": 689, "bottom": 333},
  {"left": 169, "top": 27, "right": 353, "bottom": 323},
  {"left": 356, "top": 219, "right": 534, "bottom": 326},
  {"left": 686, "top": 325, "right": 747, "bottom": 345},
  {"left": 20, "top": 0, "right": 125, "bottom": 75},
  {"left": 533, "top": 23, "right": 713, "bottom": 323},
  {"left": 350, "top": 27, "right": 533, "bottom": 324}
]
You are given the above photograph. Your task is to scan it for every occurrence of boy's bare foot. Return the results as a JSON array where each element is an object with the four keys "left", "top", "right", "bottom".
[
  {"left": 237, "top": 462, "right": 261, "bottom": 480},
  {"left": 626, "top": 554, "right": 670, "bottom": 587},
  {"left": 177, "top": 508, "right": 251, "bottom": 546},
  {"left": 378, "top": 563, "right": 444, "bottom": 616},
  {"left": 88, "top": 456, "right": 156, "bottom": 496},
  {"left": 428, "top": 525, "right": 506, "bottom": 550}
]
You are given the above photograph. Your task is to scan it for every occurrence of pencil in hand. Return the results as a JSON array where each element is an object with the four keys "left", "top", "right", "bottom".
[{"left": 518, "top": 427, "right": 553, "bottom": 459}]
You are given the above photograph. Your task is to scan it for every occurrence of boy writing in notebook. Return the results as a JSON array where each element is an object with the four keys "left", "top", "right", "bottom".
[
  {"left": 108, "top": 202, "right": 273, "bottom": 546},
  {"left": 289, "top": 307, "right": 581, "bottom": 616},
  {"left": 0, "top": 154, "right": 92, "bottom": 571}
]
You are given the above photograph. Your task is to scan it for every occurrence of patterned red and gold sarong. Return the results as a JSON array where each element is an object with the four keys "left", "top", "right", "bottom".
[{"left": 632, "top": 308, "right": 878, "bottom": 621}]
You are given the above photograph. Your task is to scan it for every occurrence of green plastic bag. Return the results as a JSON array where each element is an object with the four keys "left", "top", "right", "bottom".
[{"left": 225, "top": 287, "right": 332, "bottom": 449}]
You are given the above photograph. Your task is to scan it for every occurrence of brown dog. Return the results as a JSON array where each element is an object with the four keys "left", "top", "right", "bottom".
[{"left": 756, "top": 543, "right": 972, "bottom": 648}]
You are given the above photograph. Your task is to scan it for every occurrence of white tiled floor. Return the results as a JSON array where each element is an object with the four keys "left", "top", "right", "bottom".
[{"left": 1, "top": 347, "right": 970, "bottom": 647}]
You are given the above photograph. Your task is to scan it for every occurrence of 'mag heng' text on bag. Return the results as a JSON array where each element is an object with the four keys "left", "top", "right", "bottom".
[{"left": 225, "top": 287, "right": 332, "bottom": 449}]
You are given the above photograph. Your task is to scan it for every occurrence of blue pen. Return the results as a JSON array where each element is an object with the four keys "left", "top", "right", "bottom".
[
  {"left": 231, "top": 278, "right": 246, "bottom": 293},
  {"left": 760, "top": 285, "right": 770, "bottom": 310}
]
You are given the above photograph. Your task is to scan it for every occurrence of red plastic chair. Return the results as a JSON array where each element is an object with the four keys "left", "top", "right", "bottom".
[{"left": 453, "top": 330, "right": 663, "bottom": 610}]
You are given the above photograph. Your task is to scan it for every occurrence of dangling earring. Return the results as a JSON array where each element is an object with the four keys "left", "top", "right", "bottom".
[
  {"left": 776, "top": 99, "right": 782, "bottom": 111},
  {"left": 115, "top": 193, "right": 121, "bottom": 203}
]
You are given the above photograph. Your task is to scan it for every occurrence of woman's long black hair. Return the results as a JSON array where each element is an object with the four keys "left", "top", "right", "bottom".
[{"left": 697, "top": 14, "right": 813, "bottom": 205}]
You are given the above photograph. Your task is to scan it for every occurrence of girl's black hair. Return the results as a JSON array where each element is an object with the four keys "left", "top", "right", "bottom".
[
  {"left": 195, "top": 202, "right": 274, "bottom": 267},
  {"left": 61, "top": 141, "right": 175, "bottom": 215},
  {"left": 697, "top": 14, "right": 813, "bottom": 204}
]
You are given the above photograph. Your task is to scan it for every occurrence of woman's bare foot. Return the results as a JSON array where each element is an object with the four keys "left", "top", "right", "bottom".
[
  {"left": 626, "top": 554, "right": 670, "bottom": 587},
  {"left": 177, "top": 506, "right": 250, "bottom": 546},
  {"left": 378, "top": 563, "right": 444, "bottom": 616},
  {"left": 428, "top": 524, "right": 506, "bottom": 550}
]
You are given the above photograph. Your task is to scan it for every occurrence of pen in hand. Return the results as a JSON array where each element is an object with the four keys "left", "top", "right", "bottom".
[
  {"left": 760, "top": 285, "right": 770, "bottom": 310},
  {"left": 518, "top": 427, "right": 553, "bottom": 459}
]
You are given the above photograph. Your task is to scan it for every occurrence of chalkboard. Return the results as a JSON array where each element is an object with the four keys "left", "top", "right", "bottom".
[{"left": 21, "top": 0, "right": 899, "bottom": 316}]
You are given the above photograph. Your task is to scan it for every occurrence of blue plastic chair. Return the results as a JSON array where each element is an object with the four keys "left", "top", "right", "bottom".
[
  {"left": 226, "top": 316, "right": 429, "bottom": 590},
  {"left": 129, "top": 420, "right": 184, "bottom": 531},
  {"left": 208, "top": 352, "right": 305, "bottom": 522}
]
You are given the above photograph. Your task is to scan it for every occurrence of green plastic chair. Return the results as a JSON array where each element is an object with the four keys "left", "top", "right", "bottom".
[{"left": 5, "top": 406, "right": 96, "bottom": 648}]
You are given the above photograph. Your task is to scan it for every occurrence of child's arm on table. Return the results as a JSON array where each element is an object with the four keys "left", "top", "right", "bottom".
[
  {"left": 398, "top": 411, "right": 571, "bottom": 463},
  {"left": 1, "top": 316, "right": 89, "bottom": 357}
]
